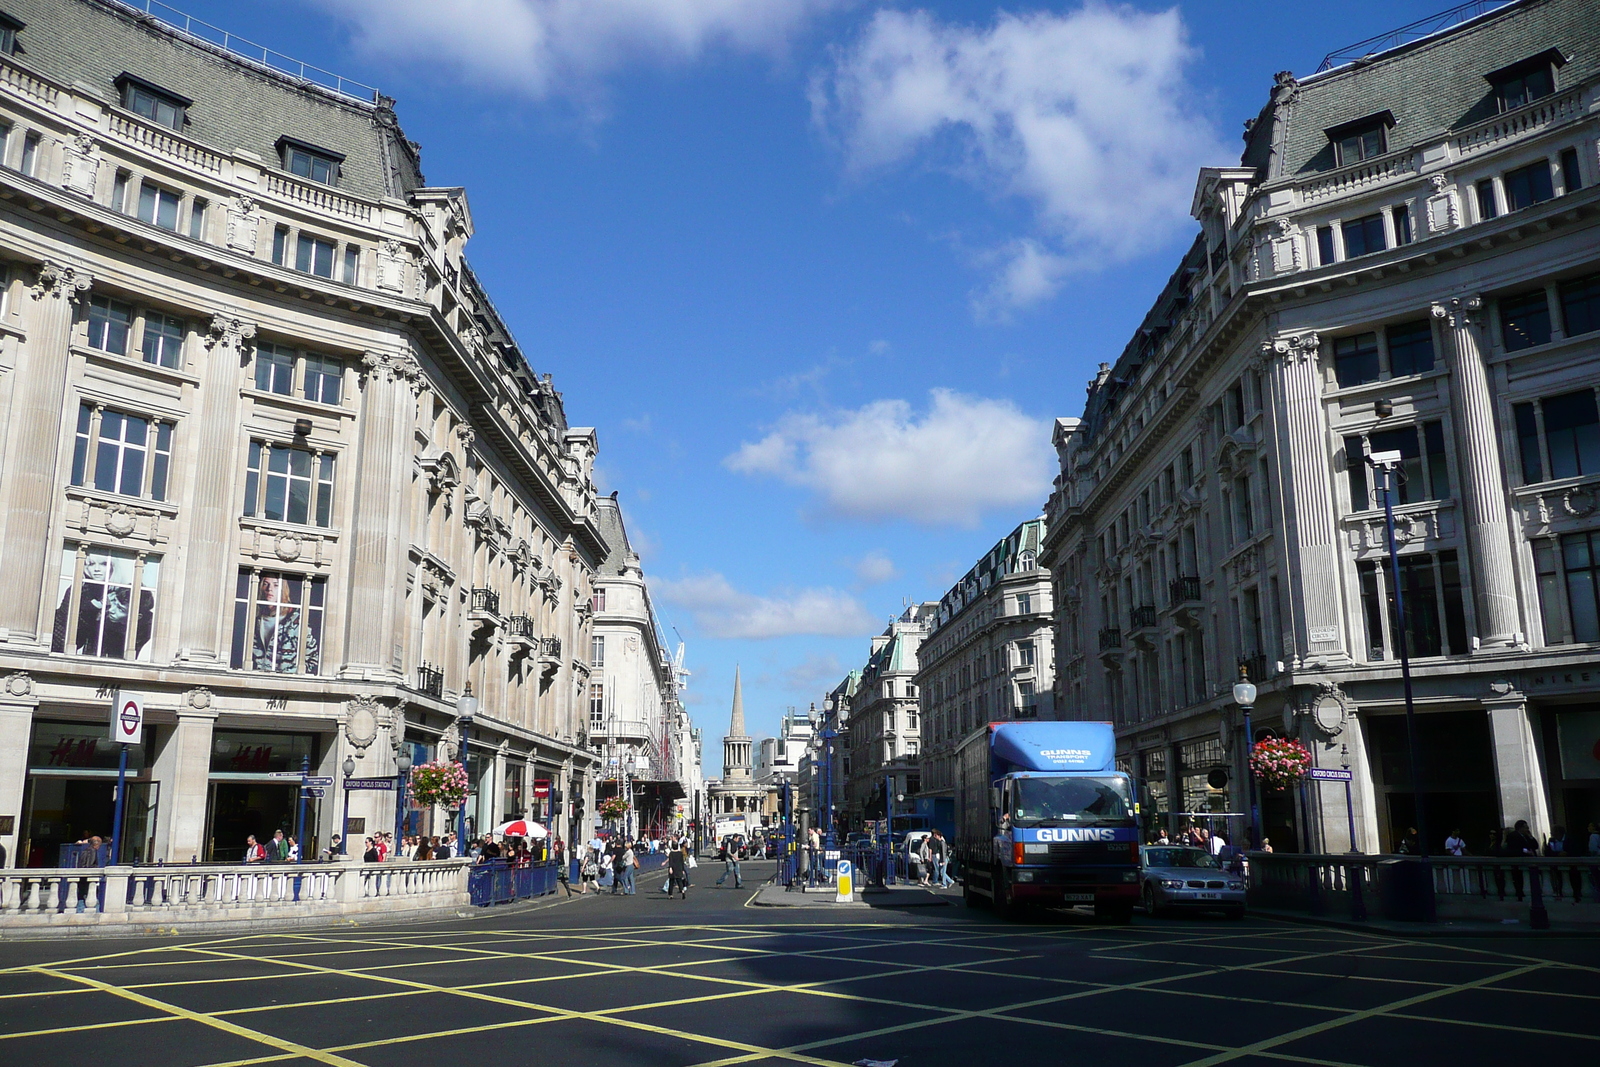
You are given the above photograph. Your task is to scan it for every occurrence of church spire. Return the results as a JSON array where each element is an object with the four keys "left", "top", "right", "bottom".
[{"left": 729, "top": 665, "right": 747, "bottom": 738}]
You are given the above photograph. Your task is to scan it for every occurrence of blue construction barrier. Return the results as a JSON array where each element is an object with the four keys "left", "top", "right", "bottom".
[{"left": 469, "top": 860, "right": 563, "bottom": 907}]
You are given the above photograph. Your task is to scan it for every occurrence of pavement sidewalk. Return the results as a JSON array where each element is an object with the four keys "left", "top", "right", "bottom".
[{"left": 750, "top": 880, "right": 954, "bottom": 908}]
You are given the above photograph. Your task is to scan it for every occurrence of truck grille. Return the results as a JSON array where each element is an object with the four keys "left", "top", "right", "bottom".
[{"left": 1047, "top": 842, "right": 1131, "bottom": 862}]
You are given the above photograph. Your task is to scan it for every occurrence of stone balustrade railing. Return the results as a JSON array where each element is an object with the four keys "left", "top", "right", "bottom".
[{"left": 0, "top": 859, "right": 470, "bottom": 930}]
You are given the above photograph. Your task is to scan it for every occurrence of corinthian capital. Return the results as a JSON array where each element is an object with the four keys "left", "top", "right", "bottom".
[
  {"left": 1260, "top": 331, "right": 1320, "bottom": 364},
  {"left": 31, "top": 261, "right": 93, "bottom": 302},
  {"left": 1431, "top": 296, "right": 1483, "bottom": 328},
  {"left": 206, "top": 312, "right": 257, "bottom": 351}
]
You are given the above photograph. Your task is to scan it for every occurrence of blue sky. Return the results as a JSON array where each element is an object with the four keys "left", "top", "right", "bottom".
[{"left": 175, "top": 0, "right": 1483, "bottom": 768}]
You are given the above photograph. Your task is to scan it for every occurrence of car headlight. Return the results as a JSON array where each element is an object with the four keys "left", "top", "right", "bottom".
[
  {"left": 1226, "top": 880, "right": 1244, "bottom": 890},
  {"left": 1023, "top": 843, "right": 1048, "bottom": 854},
  {"left": 1159, "top": 878, "right": 1184, "bottom": 889}
]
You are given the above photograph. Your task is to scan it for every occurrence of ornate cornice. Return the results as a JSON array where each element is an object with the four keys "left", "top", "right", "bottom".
[
  {"left": 1260, "top": 331, "right": 1320, "bottom": 364},
  {"left": 361, "top": 349, "right": 423, "bottom": 389}
]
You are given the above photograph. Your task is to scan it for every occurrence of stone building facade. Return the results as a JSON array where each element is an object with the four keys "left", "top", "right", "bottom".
[
  {"left": 706, "top": 669, "right": 766, "bottom": 836},
  {"left": 0, "top": 0, "right": 604, "bottom": 866},
  {"left": 916, "top": 517, "right": 1055, "bottom": 807},
  {"left": 842, "top": 604, "right": 936, "bottom": 830},
  {"left": 1040, "top": 0, "right": 1600, "bottom": 854},
  {"left": 589, "top": 494, "right": 690, "bottom": 837}
]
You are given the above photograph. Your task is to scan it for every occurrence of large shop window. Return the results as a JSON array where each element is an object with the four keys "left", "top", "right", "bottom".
[
  {"left": 1500, "top": 289, "right": 1552, "bottom": 351},
  {"left": 255, "top": 342, "right": 343, "bottom": 404},
  {"left": 1514, "top": 390, "right": 1600, "bottom": 484},
  {"left": 244, "top": 441, "right": 336, "bottom": 527},
  {"left": 230, "top": 570, "right": 325, "bottom": 674},
  {"left": 1357, "top": 551, "right": 1470, "bottom": 660},
  {"left": 51, "top": 545, "right": 159, "bottom": 660},
  {"left": 1344, "top": 421, "right": 1450, "bottom": 511}
]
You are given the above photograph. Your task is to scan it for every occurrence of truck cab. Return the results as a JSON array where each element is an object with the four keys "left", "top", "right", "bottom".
[{"left": 957, "top": 721, "right": 1140, "bottom": 922}]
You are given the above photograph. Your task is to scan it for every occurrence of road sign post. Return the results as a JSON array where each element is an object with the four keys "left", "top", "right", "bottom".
[{"left": 108, "top": 693, "right": 142, "bottom": 866}]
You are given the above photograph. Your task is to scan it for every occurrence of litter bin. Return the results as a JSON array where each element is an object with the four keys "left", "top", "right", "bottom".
[{"left": 1377, "top": 858, "right": 1435, "bottom": 922}]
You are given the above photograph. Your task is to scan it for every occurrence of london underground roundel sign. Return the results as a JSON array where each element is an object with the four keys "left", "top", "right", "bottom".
[{"left": 112, "top": 694, "right": 143, "bottom": 744}]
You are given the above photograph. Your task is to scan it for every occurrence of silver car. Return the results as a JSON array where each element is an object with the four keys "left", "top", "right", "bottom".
[{"left": 1139, "top": 846, "right": 1246, "bottom": 918}]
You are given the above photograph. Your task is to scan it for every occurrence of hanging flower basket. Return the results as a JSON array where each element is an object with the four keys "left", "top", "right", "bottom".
[
  {"left": 408, "top": 760, "right": 469, "bottom": 809},
  {"left": 598, "top": 796, "right": 630, "bottom": 820},
  {"left": 1249, "top": 737, "right": 1313, "bottom": 791}
]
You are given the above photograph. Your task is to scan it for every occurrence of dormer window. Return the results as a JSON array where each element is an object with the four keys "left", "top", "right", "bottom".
[
  {"left": 1326, "top": 111, "right": 1394, "bottom": 167},
  {"left": 0, "top": 11, "right": 23, "bottom": 55},
  {"left": 277, "top": 136, "right": 342, "bottom": 186},
  {"left": 115, "top": 73, "right": 190, "bottom": 131},
  {"left": 1489, "top": 50, "right": 1563, "bottom": 112}
]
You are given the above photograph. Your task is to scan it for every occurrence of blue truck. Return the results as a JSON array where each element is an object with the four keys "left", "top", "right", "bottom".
[{"left": 955, "top": 720, "right": 1140, "bottom": 922}]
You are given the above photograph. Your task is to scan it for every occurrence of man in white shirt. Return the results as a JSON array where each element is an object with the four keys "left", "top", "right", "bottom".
[{"left": 1444, "top": 830, "right": 1466, "bottom": 856}]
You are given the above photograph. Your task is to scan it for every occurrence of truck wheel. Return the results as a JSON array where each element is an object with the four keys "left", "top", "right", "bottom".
[
  {"left": 993, "top": 871, "right": 1018, "bottom": 921},
  {"left": 962, "top": 875, "right": 981, "bottom": 909},
  {"left": 1142, "top": 884, "right": 1161, "bottom": 918}
]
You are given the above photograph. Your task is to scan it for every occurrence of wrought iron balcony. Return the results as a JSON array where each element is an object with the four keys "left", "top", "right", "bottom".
[
  {"left": 1097, "top": 628, "right": 1122, "bottom": 651},
  {"left": 1129, "top": 605, "right": 1159, "bottom": 629},
  {"left": 539, "top": 636, "right": 562, "bottom": 660},
  {"left": 1169, "top": 576, "right": 1202, "bottom": 603},
  {"left": 469, "top": 588, "right": 501, "bottom": 616},
  {"left": 506, "top": 614, "right": 535, "bottom": 639},
  {"left": 416, "top": 663, "right": 444, "bottom": 699},
  {"left": 1237, "top": 653, "right": 1269, "bottom": 684}
]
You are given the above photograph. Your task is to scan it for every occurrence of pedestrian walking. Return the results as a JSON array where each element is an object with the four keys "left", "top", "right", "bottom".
[
  {"left": 579, "top": 847, "right": 599, "bottom": 893},
  {"left": 715, "top": 838, "right": 744, "bottom": 888},
  {"left": 269, "top": 829, "right": 289, "bottom": 862},
  {"left": 244, "top": 834, "right": 266, "bottom": 863},
  {"left": 74, "top": 834, "right": 102, "bottom": 912},
  {"left": 667, "top": 838, "right": 689, "bottom": 898},
  {"left": 928, "top": 829, "right": 954, "bottom": 888},
  {"left": 1445, "top": 828, "right": 1467, "bottom": 856},
  {"left": 363, "top": 837, "right": 380, "bottom": 862},
  {"left": 620, "top": 841, "right": 637, "bottom": 895}
]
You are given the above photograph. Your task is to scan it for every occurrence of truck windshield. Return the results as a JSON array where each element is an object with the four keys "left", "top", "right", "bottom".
[{"left": 1012, "top": 776, "right": 1132, "bottom": 827}]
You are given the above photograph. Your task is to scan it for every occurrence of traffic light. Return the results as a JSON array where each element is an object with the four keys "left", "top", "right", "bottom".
[{"left": 551, "top": 787, "right": 564, "bottom": 815}]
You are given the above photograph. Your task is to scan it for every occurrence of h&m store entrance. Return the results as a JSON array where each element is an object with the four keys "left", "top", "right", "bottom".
[
  {"left": 21, "top": 720, "right": 158, "bottom": 867},
  {"left": 206, "top": 730, "right": 321, "bottom": 861}
]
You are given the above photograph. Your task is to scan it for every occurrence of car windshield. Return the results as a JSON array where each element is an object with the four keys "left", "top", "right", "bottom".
[
  {"left": 1011, "top": 776, "right": 1133, "bottom": 827},
  {"left": 1143, "top": 848, "right": 1220, "bottom": 869}
]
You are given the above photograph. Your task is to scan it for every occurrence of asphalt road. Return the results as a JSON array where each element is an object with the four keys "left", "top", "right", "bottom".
[{"left": 2, "top": 860, "right": 1597, "bottom": 1067}]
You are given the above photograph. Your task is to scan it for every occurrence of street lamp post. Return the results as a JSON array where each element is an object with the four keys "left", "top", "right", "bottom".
[
  {"left": 1368, "top": 438, "right": 1432, "bottom": 862},
  {"left": 456, "top": 683, "right": 479, "bottom": 858},
  {"left": 1234, "top": 668, "right": 1260, "bottom": 850},
  {"left": 294, "top": 754, "right": 309, "bottom": 864},
  {"left": 340, "top": 755, "right": 355, "bottom": 855},
  {"left": 1340, "top": 744, "right": 1358, "bottom": 853},
  {"left": 394, "top": 748, "right": 412, "bottom": 849}
]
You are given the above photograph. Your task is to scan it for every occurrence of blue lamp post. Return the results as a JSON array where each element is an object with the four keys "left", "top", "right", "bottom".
[
  {"left": 1234, "top": 668, "right": 1260, "bottom": 850},
  {"left": 456, "top": 683, "right": 479, "bottom": 858},
  {"left": 394, "top": 748, "right": 412, "bottom": 851},
  {"left": 340, "top": 755, "right": 355, "bottom": 855},
  {"left": 1369, "top": 437, "right": 1431, "bottom": 858}
]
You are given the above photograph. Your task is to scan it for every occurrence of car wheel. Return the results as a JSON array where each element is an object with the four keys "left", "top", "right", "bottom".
[{"left": 1143, "top": 883, "right": 1161, "bottom": 918}]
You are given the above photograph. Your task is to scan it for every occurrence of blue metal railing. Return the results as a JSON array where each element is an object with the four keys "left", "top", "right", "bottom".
[{"left": 468, "top": 860, "right": 562, "bottom": 906}]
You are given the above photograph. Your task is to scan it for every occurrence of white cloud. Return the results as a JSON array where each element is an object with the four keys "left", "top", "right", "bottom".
[
  {"left": 854, "top": 551, "right": 898, "bottom": 585},
  {"left": 813, "top": 5, "right": 1225, "bottom": 308},
  {"left": 320, "top": 0, "right": 839, "bottom": 101},
  {"left": 653, "top": 572, "right": 876, "bottom": 639},
  {"left": 726, "top": 389, "right": 1051, "bottom": 526},
  {"left": 759, "top": 652, "right": 847, "bottom": 693}
]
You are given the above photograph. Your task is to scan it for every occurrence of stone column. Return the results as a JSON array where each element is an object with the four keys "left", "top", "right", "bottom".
[
  {"left": 340, "top": 350, "right": 421, "bottom": 680},
  {"left": 0, "top": 263, "right": 91, "bottom": 647},
  {"left": 161, "top": 700, "right": 217, "bottom": 862},
  {"left": 1485, "top": 692, "right": 1550, "bottom": 837},
  {"left": 1432, "top": 297, "right": 1522, "bottom": 648},
  {"left": 1262, "top": 333, "right": 1349, "bottom": 666},
  {"left": 0, "top": 672, "right": 39, "bottom": 867},
  {"left": 175, "top": 313, "right": 254, "bottom": 663}
]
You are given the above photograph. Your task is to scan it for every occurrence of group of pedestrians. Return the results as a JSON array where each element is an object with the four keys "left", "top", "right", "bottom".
[
  {"left": 576, "top": 834, "right": 642, "bottom": 895},
  {"left": 907, "top": 829, "right": 955, "bottom": 888}
]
